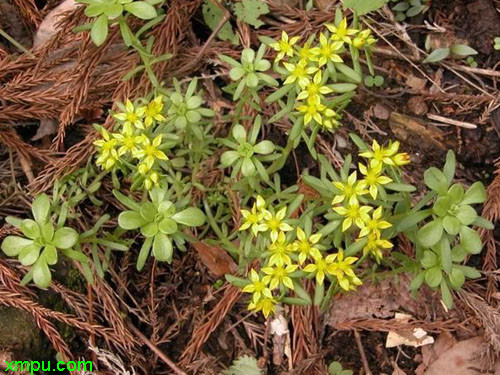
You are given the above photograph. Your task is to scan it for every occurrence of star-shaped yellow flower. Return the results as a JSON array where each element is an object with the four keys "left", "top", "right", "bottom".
[{"left": 333, "top": 202, "right": 372, "bottom": 232}]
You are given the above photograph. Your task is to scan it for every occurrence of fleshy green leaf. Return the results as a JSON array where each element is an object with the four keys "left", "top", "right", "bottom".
[
  {"left": 221, "top": 151, "right": 239, "bottom": 167},
  {"left": 91, "top": 14, "right": 109, "bottom": 47},
  {"left": 455, "top": 205, "right": 477, "bottom": 226},
  {"left": 450, "top": 44, "right": 477, "bottom": 57},
  {"left": 440, "top": 280, "right": 453, "bottom": 308},
  {"left": 1, "top": 236, "right": 32, "bottom": 256},
  {"left": 443, "top": 216, "right": 460, "bottom": 235},
  {"left": 21, "top": 219, "right": 40, "bottom": 239},
  {"left": 423, "top": 48, "right": 450, "bottom": 63},
  {"left": 459, "top": 226, "right": 482, "bottom": 254},
  {"left": 171, "top": 207, "right": 206, "bottom": 227},
  {"left": 152, "top": 233, "right": 173, "bottom": 262},
  {"left": 124, "top": 1, "right": 157, "bottom": 19},
  {"left": 33, "top": 258, "right": 51, "bottom": 289},
  {"left": 19, "top": 244, "right": 41, "bottom": 266},
  {"left": 119, "top": 211, "right": 148, "bottom": 230},
  {"left": 158, "top": 218, "right": 178, "bottom": 234},
  {"left": 425, "top": 267, "right": 442, "bottom": 288},
  {"left": 52, "top": 227, "right": 79, "bottom": 249},
  {"left": 424, "top": 167, "right": 448, "bottom": 195},
  {"left": 32, "top": 194, "right": 51, "bottom": 224},
  {"left": 448, "top": 268, "right": 465, "bottom": 290},
  {"left": 418, "top": 218, "right": 443, "bottom": 247},
  {"left": 253, "top": 140, "right": 275, "bottom": 155},
  {"left": 461, "top": 182, "right": 486, "bottom": 205}
]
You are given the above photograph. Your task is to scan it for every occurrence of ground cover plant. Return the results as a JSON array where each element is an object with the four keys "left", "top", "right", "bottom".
[{"left": 0, "top": 0, "right": 500, "bottom": 374}]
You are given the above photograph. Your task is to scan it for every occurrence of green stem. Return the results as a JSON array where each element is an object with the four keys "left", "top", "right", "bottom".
[{"left": 0, "top": 28, "right": 35, "bottom": 58}]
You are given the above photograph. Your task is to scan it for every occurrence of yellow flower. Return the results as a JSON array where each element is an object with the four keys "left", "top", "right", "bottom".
[
  {"left": 134, "top": 135, "right": 168, "bottom": 171},
  {"left": 262, "top": 264, "right": 298, "bottom": 290},
  {"left": 270, "top": 31, "right": 300, "bottom": 61},
  {"left": 292, "top": 227, "right": 322, "bottom": 264},
  {"left": 297, "top": 71, "right": 333, "bottom": 102},
  {"left": 268, "top": 231, "right": 293, "bottom": 267},
  {"left": 262, "top": 207, "right": 293, "bottom": 242},
  {"left": 114, "top": 133, "right": 146, "bottom": 156},
  {"left": 141, "top": 95, "right": 166, "bottom": 128},
  {"left": 239, "top": 195, "right": 267, "bottom": 236},
  {"left": 248, "top": 296, "right": 277, "bottom": 318},
  {"left": 283, "top": 60, "right": 318, "bottom": 87},
  {"left": 359, "top": 139, "right": 399, "bottom": 169},
  {"left": 321, "top": 107, "right": 340, "bottom": 130},
  {"left": 242, "top": 269, "right": 273, "bottom": 303},
  {"left": 352, "top": 29, "right": 376, "bottom": 49},
  {"left": 143, "top": 170, "right": 160, "bottom": 190},
  {"left": 94, "top": 128, "right": 119, "bottom": 170},
  {"left": 297, "top": 42, "right": 320, "bottom": 62},
  {"left": 357, "top": 163, "right": 393, "bottom": 200},
  {"left": 391, "top": 151, "right": 411, "bottom": 166},
  {"left": 327, "top": 250, "right": 362, "bottom": 291},
  {"left": 360, "top": 233, "right": 393, "bottom": 261},
  {"left": 297, "top": 97, "right": 327, "bottom": 125},
  {"left": 113, "top": 100, "right": 145, "bottom": 134},
  {"left": 303, "top": 253, "right": 337, "bottom": 285},
  {"left": 326, "top": 18, "right": 358, "bottom": 44},
  {"left": 358, "top": 206, "right": 392, "bottom": 237},
  {"left": 310, "top": 33, "right": 343, "bottom": 66},
  {"left": 333, "top": 202, "right": 372, "bottom": 232},
  {"left": 332, "top": 171, "right": 368, "bottom": 206}
]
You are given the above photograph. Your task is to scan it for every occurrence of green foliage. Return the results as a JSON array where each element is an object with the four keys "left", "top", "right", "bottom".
[
  {"left": 398, "top": 151, "right": 491, "bottom": 308},
  {"left": 220, "top": 45, "right": 277, "bottom": 100},
  {"left": 328, "top": 361, "right": 353, "bottom": 375},
  {"left": 222, "top": 355, "right": 262, "bottom": 375},
  {"left": 343, "top": 0, "right": 389, "bottom": 15},
  {"left": 220, "top": 116, "right": 279, "bottom": 185},
  {"left": 494, "top": 37, "right": 500, "bottom": 51},
  {"left": 78, "top": 0, "right": 159, "bottom": 46},
  {"left": 202, "top": 0, "right": 238, "bottom": 44},
  {"left": 423, "top": 44, "right": 477, "bottom": 63},
  {"left": 115, "top": 188, "right": 206, "bottom": 270},
  {"left": 466, "top": 56, "right": 477, "bottom": 68},
  {"left": 233, "top": 0, "right": 269, "bottom": 28},
  {"left": 391, "top": 0, "right": 429, "bottom": 21},
  {"left": 364, "top": 75, "right": 384, "bottom": 87},
  {"left": 1, "top": 195, "right": 90, "bottom": 288},
  {"left": 166, "top": 78, "right": 215, "bottom": 136}
]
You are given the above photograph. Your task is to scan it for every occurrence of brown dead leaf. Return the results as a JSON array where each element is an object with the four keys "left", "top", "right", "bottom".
[
  {"left": 327, "top": 276, "right": 422, "bottom": 326},
  {"left": 416, "top": 332, "right": 457, "bottom": 375},
  {"left": 424, "top": 337, "right": 500, "bottom": 375},
  {"left": 406, "top": 75, "right": 427, "bottom": 91},
  {"left": 407, "top": 97, "right": 428, "bottom": 116},
  {"left": 373, "top": 103, "right": 391, "bottom": 120},
  {"left": 192, "top": 241, "right": 237, "bottom": 277},
  {"left": 33, "top": 0, "right": 79, "bottom": 49}
]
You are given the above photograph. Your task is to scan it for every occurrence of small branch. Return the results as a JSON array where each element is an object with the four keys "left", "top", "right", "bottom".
[
  {"left": 353, "top": 330, "right": 372, "bottom": 375},
  {"left": 127, "top": 321, "right": 187, "bottom": 375},
  {"left": 427, "top": 113, "right": 477, "bottom": 129},
  {"left": 177, "top": 0, "right": 231, "bottom": 74}
]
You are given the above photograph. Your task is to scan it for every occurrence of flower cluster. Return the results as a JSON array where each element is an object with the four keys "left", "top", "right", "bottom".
[
  {"left": 93, "top": 97, "right": 168, "bottom": 190},
  {"left": 270, "top": 17, "right": 376, "bottom": 132},
  {"left": 331, "top": 139, "right": 409, "bottom": 261},
  {"left": 239, "top": 196, "right": 362, "bottom": 318}
]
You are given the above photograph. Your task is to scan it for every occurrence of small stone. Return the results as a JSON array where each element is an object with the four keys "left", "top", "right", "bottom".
[
  {"left": 373, "top": 103, "right": 391, "bottom": 120},
  {"left": 407, "top": 96, "right": 428, "bottom": 116}
]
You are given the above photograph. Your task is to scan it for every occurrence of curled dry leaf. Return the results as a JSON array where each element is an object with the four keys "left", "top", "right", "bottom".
[
  {"left": 386, "top": 313, "right": 434, "bottom": 348},
  {"left": 192, "top": 241, "right": 237, "bottom": 277}
]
